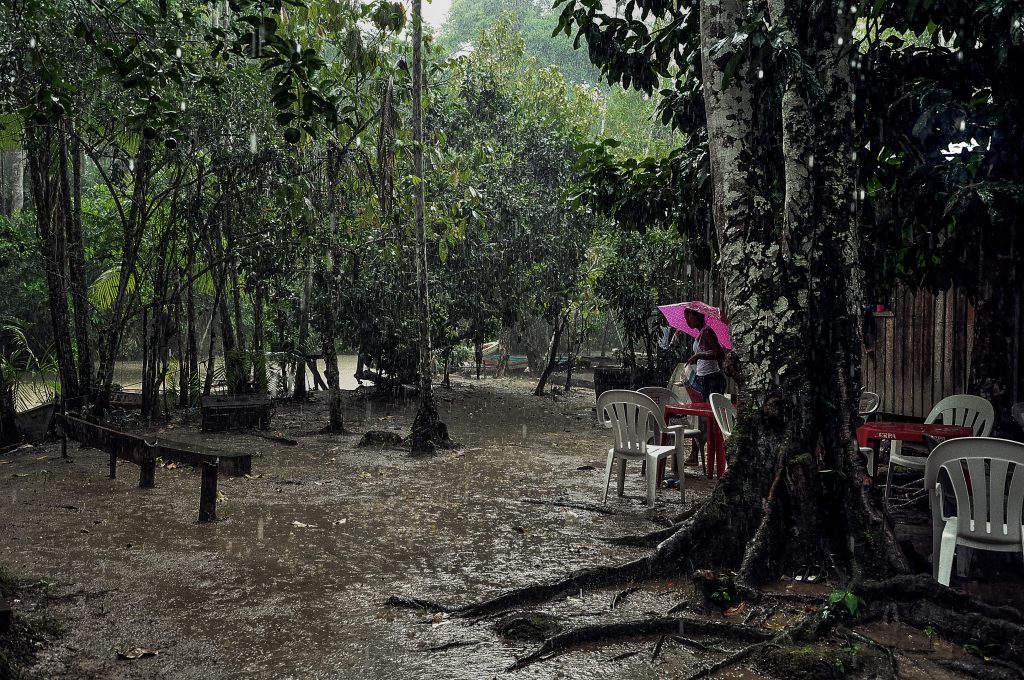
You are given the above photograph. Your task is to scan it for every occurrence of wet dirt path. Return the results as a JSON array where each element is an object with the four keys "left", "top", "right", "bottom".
[{"left": 3, "top": 377, "right": 725, "bottom": 679}]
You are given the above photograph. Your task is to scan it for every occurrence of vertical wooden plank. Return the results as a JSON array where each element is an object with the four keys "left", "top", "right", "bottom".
[
  {"left": 918, "top": 290, "right": 933, "bottom": 417},
  {"left": 199, "top": 461, "right": 218, "bottom": 523},
  {"left": 884, "top": 309, "right": 896, "bottom": 415},
  {"left": 965, "top": 298, "right": 975, "bottom": 391}
]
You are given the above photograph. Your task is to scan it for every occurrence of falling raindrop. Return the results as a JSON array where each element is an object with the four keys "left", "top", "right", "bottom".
[
  {"left": 249, "top": 130, "right": 258, "bottom": 153},
  {"left": 29, "top": 37, "right": 36, "bottom": 48},
  {"left": 258, "top": 517, "right": 264, "bottom": 540},
  {"left": 956, "top": 50, "right": 963, "bottom": 62},
  {"left": 837, "top": 37, "right": 844, "bottom": 46},
  {"left": 859, "top": 188, "right": 866, "bottom": 200},
  {"left": 180, "top": 101, "right": 187, "bottom": 112},
  {"left": 850, "top": 4, "right": 857, "bottom": 13},
  {"left": 175, "top": 47, "right": 182, "bottom": 58},
  {"left": 757, "top": 69, "right": 764, "bottom": 79},
  {"left": 850, "top": 150, "right": 857, "bottom": 161},
  {"left": 958, "top": 118, "right": 965, "bottom": 132},
  {"left": 807, "top": 154, "right": 814, "bottom": 169},
  {"left": 128, "top": 159, "right": 135, "bottom": 173}
]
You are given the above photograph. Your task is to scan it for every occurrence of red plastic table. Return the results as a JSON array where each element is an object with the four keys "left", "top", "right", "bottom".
[
  {"left": 856, "top": 422, "right": 973, "bottom": 478},
  {"left": 664, "top": 402, "right": 727, "bottom": 479}
]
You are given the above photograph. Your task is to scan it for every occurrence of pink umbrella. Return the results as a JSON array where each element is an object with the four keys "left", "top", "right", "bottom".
[{"left": 658, "top": 301, "right": 732, "bottom": 351}]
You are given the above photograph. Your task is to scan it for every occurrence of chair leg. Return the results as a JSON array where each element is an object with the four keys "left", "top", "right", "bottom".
[
  {"left": 617, "top": 457, "right": 627, "bottom": 497},
  {"left": 956, "top": 547, "right": 971, "bottom": 578},
  {"left": 647, "top": 455, "right": 658, "bottom": 508},
  {"left": 602, "top": 450, "right": 615, "bottom": 504},
  {"left": 676, "top": 450, "right": 685, "bottom": 505},
  {"left": 936, "top": 527, "right": 957, "bottom": 586}
]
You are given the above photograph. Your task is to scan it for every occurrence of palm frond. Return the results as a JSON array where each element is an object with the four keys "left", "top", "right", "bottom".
[{"left": 89, "top": 267, "right": 137, "bottom": 311}]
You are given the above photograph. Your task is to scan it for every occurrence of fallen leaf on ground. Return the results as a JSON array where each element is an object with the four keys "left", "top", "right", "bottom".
[
  {"left": 117, "top": 647, "right": 159, "bottom": 660},
  {"left": 12, "top": 473, "right": 29, "bottom": 478},
  {"left": 331, "top": 519, "right": 347, "bottom": 526},
  {"left": 511, "top": 526, "right": 526, "bottom": 534},
  {"left": 244, "top": 473, "right": 263, "bottom": 479},
  {"left": 165, "top": 462, "right": 178, "bottom": 470},
  {"left": 291, "top": 521, "right": 317, "bottom": 528},
  {"left": 36, "top": 455, "right": 48, "bottom": 461},
  {"left": 359, "top": 471, "right": 371, "bottom": 478},
  {"left": 0, "top": 460, "right": 9, "bottom": 465},
  {"left": 724, "top": 602, "right": 748, "bottom": 617},
  {"left": 576, "top": 465, "right": 596, "bottom": 471},
  {"left": 216, "top": 491, "right": 227, "bottom": 502}
]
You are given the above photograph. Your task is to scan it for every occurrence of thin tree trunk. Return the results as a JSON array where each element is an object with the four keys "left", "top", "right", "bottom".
[
  {"left": 64, "top": 118, "right": 93, "bottom": 400},
  {"left": 26, "top": 124, "right": 79, "bottom": 403},
  {"left": 252, "top": 281, "right": 267, "bottom": 393},
  {"left": 410, "top": 0, "right": 447, "bottom": 454},
  {"left": 293, "top": 255, "right": 313, "bottom": 400},
  {"left": 534, "top": 306, "right": 566, "bottom": 396},
  {"left": 10, "top": 149, "right": 26, "bottom": 213}
]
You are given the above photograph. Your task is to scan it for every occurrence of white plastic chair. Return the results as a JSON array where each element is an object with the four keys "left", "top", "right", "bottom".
[
  {"left": 638, "top": 386, "right": 704, "bottom": 470},
  {"left": 885, "top": 395, "right": 994, "bottom": 505},
  {"left": 596, "top": 390, "right": 686, "bottom": 508},
  {"left": 859, "top": 391, "right": 880, "bottom": 475},
  {"left": 709, "top": 392, "right": 737, "bottom": 439},
  {"left": 924, "top": 437, "right": 1024, "bottom": 586},
  {"left": 1012, "top": 402, "right": 1024, "bottom": 434}
]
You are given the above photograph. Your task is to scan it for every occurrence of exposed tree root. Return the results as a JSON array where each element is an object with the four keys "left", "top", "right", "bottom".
[
  {"left": 422, "top": 640, "right": 485, "bottom": 653},
  {"left": 519, "top": 498, "right": 623, "bottom": 516},
  {"left": 860, "top": 575, "right": 1023, "bottom": 623},
  {"left": 937, "top": 658, "right": 1021, "bottom": 680},
  {"left": 600, "top": 523, "right": 682, "bottom": 548},
  {"left": 609, "top": 587, "right": 640, "bottom": 610},
  {"left": 738, "top": 456, "right": 785, "bottom": 584},
  {"left": 682, "top": 614, "right": 816, "bottom": 680},
  {"left": 506, "top": 616, "right": 774, "bottom": 671},
  {"left": 671, "top": 634, "right": 726, "bottom": 654}
]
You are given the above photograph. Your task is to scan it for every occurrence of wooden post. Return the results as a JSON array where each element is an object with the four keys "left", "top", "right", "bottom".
[
  {"left": 139, "top": 455, "right": 156, "bottom": 488},
  {"left": 109, "top": 451, "right": 117, "bottom": 479},
  {"left": 199, "top": 460, "right": 218, "bottom": 522}
]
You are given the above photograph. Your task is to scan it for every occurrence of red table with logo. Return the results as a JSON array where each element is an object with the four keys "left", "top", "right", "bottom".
[
  {"left": 856, "top": 422, "right": 973, "bottom": 478},
  {"left": 664, "top": 402, "right": 727, "bottom": 479}
]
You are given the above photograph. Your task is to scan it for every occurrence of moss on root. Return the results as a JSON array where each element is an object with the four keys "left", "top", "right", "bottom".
[{"left": 759, "top": 641, "right": 878, "bottom": 679}]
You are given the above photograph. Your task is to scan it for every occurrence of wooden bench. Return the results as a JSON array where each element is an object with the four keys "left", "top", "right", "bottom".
[
  {"left": 58, "top": 415, "right": 252, "bottom": 522},
  {"left": 201, "top": 393, "right": 273, "bottom": 432}
]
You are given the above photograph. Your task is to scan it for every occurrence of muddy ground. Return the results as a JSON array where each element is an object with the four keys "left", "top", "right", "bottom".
[{"left": 0, "top": 376, "right": 1009, "bottom": 679}]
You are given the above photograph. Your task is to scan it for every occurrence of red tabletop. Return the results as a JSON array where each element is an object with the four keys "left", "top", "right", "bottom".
[
  {"left": 856, "top": 422, "right": 973, "bottom": 449},
  {"left": 664, "top": 402, "right": 727, "bottom": 479},
  {"left": 856, "top": 421, "right": 973, "bottom": 478}
]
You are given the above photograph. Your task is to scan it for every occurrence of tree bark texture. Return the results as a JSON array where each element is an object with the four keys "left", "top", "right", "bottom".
[
  {"left": 26, "top": 123, "right": 80, "bottom": 403},
  {"left": 679, "top": 0, "right": 904, "bottom": 581},
  {"left": 64, "top": 118, "right": 93, "bottom": 400},
  {"left": 10, "top": 149, "right": 26, "bottom": 213},
  {"left": 410, "top": 0, "right": 447, "bottom": 454}
]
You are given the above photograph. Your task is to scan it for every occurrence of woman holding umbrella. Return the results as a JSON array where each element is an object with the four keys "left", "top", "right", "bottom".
[{"left": 681, "top": 307, "right": 726, "bottom": 403}]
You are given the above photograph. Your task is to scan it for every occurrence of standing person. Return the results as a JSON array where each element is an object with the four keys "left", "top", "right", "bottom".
[{"left": 683, "top": 308, "right": 726, "bottom": 403}]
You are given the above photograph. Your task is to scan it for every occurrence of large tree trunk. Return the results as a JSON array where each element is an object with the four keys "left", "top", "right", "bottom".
[
  {"left": 409, "top": 0, "right": 448, "bottom": 454},
  {"left": 650, "top": 0, "right": 903, "bottom": 582}
]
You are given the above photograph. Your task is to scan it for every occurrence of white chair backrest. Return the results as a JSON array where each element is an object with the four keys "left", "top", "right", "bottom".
[
  {"left": 924, "top": 437, "right": 1024, "bottom": 548},
  {"left": 638, "top": 386, "right": 680, "bottom": 409},
  {"left": 925, "top": 395, "right": 994, "bottom": 437},
  {"left": 858, "top": 391, "right": 880, "bottom": 417},
  {"left": 668, "top": 363, "right": 693, "bottom": 403},
  {"left": 597, "top": 390, "right": 665, "bottom": 456},
  {"left": 709, "top": 393, "right": 737, "bottom": 439}
]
